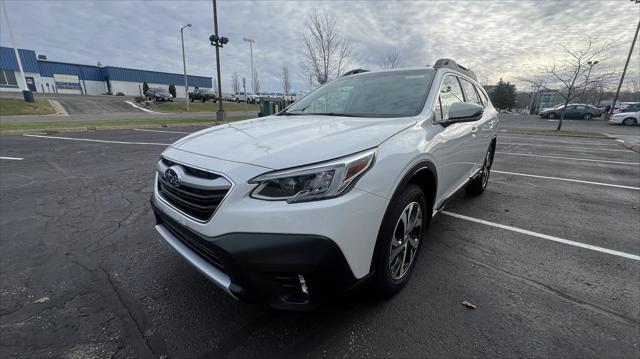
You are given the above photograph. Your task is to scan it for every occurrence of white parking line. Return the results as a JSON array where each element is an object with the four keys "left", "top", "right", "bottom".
[
  {"left": 23, "top": 134, "right": 170, "bottom": 146},
  {"left": 133, "top": 128, "right": 191, "bottom": 134},
  {"left": 496, "top": 151, "right": 640, "bottom": 165},
  {"left": 498, "top": 143, "right": 632, "bottom": 153},
  {"left": 500, "top": 134, "right": 618, "bottom": 145},
  {"left": 0, "top": 156, "right": 24, "bottom": 161},
  {"left": 492, "top": 170, "right": 640, "bottom": 190},
  {"left": 125, "top": 101, "right": 165, "bottom": 114},
  {"left": 441, "top": 211, "right": 640, "bottom": 261}
]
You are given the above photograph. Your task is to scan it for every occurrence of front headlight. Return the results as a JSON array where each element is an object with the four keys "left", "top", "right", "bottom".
[{"left": 249, "top": 149, "right": 376, "bottom": 203}]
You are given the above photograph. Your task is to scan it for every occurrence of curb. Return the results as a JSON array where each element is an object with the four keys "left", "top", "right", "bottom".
[
  {"left": 622, "top": 141, "right": 640, "bottom": 153},
  {"left": 0, "top": 121, "right": 224, "bottom": 136}
]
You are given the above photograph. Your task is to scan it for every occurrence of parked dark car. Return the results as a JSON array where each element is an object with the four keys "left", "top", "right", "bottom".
[
  {"left": 539, "top": 104, "right": 602, "bottom": 120},
  {"left": 145, "top": 88, "right": 173, "bottom": 102},
  {"left": 618, "top": 103, "right": 640, "bottom": 113},
  {"left": 188, "top": 88, "right": 217, "bottom": 103}
]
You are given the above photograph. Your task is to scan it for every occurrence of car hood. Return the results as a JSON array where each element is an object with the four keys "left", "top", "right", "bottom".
[{"left": 171, "top": 115, "right": 416, "bottom": 169}]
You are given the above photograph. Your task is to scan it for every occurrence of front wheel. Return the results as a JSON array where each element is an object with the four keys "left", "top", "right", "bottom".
[
  {"left": 466, "top": 146, "right": 494, "bottom": 196},
  {"left": 548, "top": 112, "right": 556, "bottom": 119},
  {"left": 622, "top": 118, "right": 637, "bottom": 126},
  {"left": 372, "top": 184, "right": 427, "bottom": 297}
]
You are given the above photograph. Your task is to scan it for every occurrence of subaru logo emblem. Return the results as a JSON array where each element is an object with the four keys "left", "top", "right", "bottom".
[{"left": 164, "top": 166, "right": 182, "bottom": 186}]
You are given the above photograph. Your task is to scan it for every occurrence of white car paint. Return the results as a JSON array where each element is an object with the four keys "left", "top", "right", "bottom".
[
  {"left": 609, "top": 111, "right": 639, "bottom": 125},
  {"left": 153, "top": 65, "right": 499, "bottom": 294}
]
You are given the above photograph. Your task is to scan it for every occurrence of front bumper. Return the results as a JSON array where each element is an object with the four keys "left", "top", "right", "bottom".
[{"left": 151, "top": 200, "right": 361, "bottom": 310}]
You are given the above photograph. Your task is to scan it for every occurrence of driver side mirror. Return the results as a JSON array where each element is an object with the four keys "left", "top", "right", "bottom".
[{"left": 442, "top": 102, "right": 484, "bottom": 125}]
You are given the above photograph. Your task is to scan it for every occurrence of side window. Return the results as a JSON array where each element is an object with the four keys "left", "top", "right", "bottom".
[
  {"left": 477, "top": 86, "right": 490, "bottom": 107},
  {"left": 460, "top": 79, "right": 482, "bottom": 106},
  {"left": 576, "top": 105, "right": 586, "bottom": 110},
  {"left": 438, "top": 75, "right": 465, "bottom": 120}
]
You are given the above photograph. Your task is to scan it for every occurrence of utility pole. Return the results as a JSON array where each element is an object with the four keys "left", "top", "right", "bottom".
[
  {"left": 181, "top": 24, "right": 192, "bottom": 112},
  {"left": 210, "top": 0, "right": 228, "bottom": 122},
  {"left": 243, "top": 38, "right": 255, "bottom": 94},
  {"left": 607, "top": 15, "right": 639, "bottom": 120},
  {"left": 1, "top": 0, "right": 32, "bottom": 102}
]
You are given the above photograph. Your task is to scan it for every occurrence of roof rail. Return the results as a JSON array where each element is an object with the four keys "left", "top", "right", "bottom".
[
  {"left": 433, "top": 59, "right": 477, "bottom": 81},
  {"left": 342, "top": 68, "right": 369, "bottom": 77}
]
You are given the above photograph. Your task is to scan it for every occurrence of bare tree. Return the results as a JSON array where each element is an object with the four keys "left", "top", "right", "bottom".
[
  {"left": 252, "top": 69, "right": 260, "bottom": 94},
  {"left": 301, "top": 9, "right": 350, "bottom": 86},
  {"left": 520, "top": 39, "right": 615, "bottom": 130},
  {"left": 231, "top": 72, "right": 240, "bottom": 94},
  {"left": 281, "top": 64, "right": 291, "bottom": 94},
  {"left": 380, "top": 50, "right": 401, "bottom": 69}
]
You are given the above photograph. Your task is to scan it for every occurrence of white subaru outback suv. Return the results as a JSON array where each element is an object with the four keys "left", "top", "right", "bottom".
[{"left": 151, "top": 59, "right": 499, "bottom": 310}]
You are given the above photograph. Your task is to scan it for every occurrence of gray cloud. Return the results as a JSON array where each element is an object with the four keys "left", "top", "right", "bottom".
[{"left": 1, "top": 0, "right": 638, "bottom": 92}]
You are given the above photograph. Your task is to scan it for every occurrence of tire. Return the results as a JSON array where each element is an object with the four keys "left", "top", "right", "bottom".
[
  {"left": 466, "top": 145, "right": 494, "bottom": 196},
  {"left": 583, "top": 113, "right": 592, "bottom": 120},
  {"left": 202, "top": 99, "right": 206, "bottom": 103},
  {"left": 548, "top": 112, "right": 555, "bottom": 119},
  {"left": 372, "top": 184, "right": 428, "bottom": 297},
  {"left": 190, "top": 98, "right": 194, "bottom": 102},
  {"left": 622, "top": 118, "right": 637, "bottom": 126}
]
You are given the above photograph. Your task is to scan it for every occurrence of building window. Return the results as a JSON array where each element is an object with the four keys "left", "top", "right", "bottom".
[{"left": 0, "top": 69, "right": 18, "bottom": 87}]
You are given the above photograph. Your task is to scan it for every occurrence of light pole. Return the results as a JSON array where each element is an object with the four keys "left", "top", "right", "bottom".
[
  {"left": 607, "top": 14, "right": 639, "bottom": 121},
  {"left": 210, "top": 0, "right": 229, "bottom": 122},
  {"left": 1, "top": 0, "right": 32, "bottom": 102},
  {"left": 243, "top": 38, "right": 255, "bottom": 94},
  {"left": 180, "top": 24, "right": 192, "bottom": 112},
  {"left": 581, "top": 60, "right": 598, "bottom": 103}
]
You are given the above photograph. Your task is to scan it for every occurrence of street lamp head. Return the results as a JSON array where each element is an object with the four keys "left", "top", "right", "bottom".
[
  {"left": 243, "top": 37, "right": 255, "bottom": 43},
  {"left": 187, "top": 24, "right": 192, "bottom": 27}
]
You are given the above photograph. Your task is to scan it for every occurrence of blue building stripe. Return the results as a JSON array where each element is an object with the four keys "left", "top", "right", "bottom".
[
  {"left": 0, "top": 47, "right": 40, "bottom": 73},
  {"left": 0, "top": 46, "right": 212, "bottom": 88}
]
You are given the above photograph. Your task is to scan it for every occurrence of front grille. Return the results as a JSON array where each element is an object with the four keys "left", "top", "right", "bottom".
[
  {"left": 160, "top": 213, "right": 225, "bottom": 270},
  {"left": 157, "top": 160, "right": 231, "bottom": 221}
]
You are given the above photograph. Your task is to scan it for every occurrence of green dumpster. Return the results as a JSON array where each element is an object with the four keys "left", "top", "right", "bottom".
[{"left": 259, "top": 98, "right": 287, "bottom": 117}]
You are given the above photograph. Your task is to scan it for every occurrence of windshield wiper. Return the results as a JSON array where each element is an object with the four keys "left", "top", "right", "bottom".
[
  {"left": 303, "top": 112, "right": 360, "bottom": 117},
  {"left": 278, "top": 111, "right": 303, "bottom": 116}
]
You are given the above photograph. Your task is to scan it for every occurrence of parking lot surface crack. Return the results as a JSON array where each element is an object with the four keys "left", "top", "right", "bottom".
[{"left": 446, "top": 247, "right": 639, "bottom": 327}]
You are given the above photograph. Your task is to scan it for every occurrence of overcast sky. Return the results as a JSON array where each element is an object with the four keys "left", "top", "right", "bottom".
[{"left": 1, "top": 0, "right": 638, "bottom": 93}]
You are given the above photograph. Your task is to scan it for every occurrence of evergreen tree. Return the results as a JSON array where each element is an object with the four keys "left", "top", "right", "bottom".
[
  {"left": 169, "top": 84, "right": 177, "bottom": 98},
  {"left": 142, "top": 81, "right": 149, "bottom": 93},
  {"left": 490, "top": 78, "right": 517, "bottom": 112}
]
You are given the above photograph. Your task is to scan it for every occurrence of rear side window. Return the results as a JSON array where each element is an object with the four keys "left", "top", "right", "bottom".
[{"left": 460, "top": 79, "right": 482, "bottom": 106}]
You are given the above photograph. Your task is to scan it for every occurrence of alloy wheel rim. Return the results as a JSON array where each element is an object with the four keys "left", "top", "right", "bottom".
[
  {"left": 389, "top": 202, "right": 423, "bottom": 280},
  {"left": 481, "top": 150, "right": 492, "bottom": 188}
]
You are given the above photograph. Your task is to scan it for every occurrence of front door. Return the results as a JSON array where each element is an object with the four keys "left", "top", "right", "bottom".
[
  {"left": 25, "top": 77, "right": 37, "bottom": 92},
  {"left": 431, "top": 74, "right": 477, "bottom": 202}
]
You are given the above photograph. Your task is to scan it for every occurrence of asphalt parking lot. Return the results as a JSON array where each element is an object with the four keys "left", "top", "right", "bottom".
[{"left": 1, "top": 125, "right": 639, "bottom": 358}]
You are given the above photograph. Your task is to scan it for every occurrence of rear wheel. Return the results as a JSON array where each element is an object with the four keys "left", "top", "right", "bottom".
[
  {"left": 622, "top": 118, "right": 637, "bottom": 126},
  {"left": 466, "top": 146, "right": 494, "bottom": 196},
  {"left": 372, "top": 184, "right": 428, "bottom": 297},
  {"left": 583, "top": 113, "right": 592, "bottom": 120}
]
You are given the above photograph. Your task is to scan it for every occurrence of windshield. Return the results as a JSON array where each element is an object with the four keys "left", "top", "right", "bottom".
[{"left": 286, "top": 69, "right": 435, "bottom": 118}]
